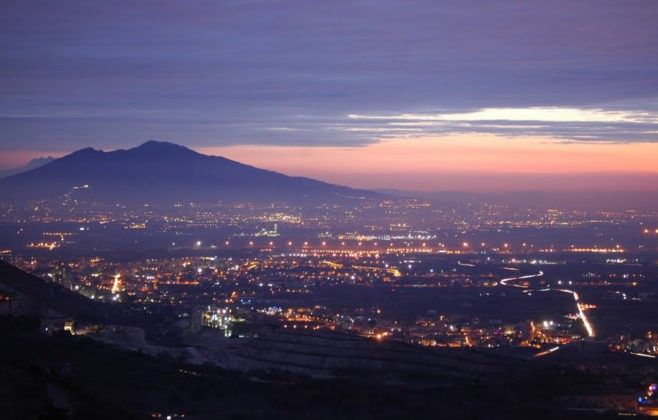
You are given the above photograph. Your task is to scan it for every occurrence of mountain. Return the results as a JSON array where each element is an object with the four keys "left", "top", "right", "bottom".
[
  {"left": 0, "top": 156, "right": 56, "bottom": 179},
  {"left": 0, "top": 141, "right": 372, "bottom": 204}
]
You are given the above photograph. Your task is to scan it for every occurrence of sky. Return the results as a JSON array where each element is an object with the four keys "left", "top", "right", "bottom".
[{"left": 1, "top": 0, "right": 657, "bottom": 191}]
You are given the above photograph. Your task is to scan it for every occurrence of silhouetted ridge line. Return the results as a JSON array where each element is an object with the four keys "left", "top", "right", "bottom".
[{"left": 0, "top": 141, "right": 377, "bottom": 204}]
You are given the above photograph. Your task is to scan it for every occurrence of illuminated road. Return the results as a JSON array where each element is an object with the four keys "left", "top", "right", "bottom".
[
  {"left": 554, "top": 289, "right": 595, "bottom": 338},
  {"left": 534, "top": 346, "right": 560, "bottom": 357},
  {"left": 111, "top": 273, "right": 122, "bottom": 294},
  {"left": 630, "top": 352, "right": 657, "bottom": 359},
  {"left": 498, "top": 270, "right": 596, "bottom": 345},
  {"left": 499, "top": 271, "right": 543, "bottom": 288}
]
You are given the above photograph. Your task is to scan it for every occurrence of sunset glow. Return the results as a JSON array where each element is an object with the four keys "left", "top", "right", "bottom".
[{"left": 201, "top": 134, "right": 658, "bottom": 191}]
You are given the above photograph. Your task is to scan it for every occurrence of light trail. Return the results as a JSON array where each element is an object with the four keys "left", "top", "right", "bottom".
[
  {"left": 556, "top": 288, "right": 595, "bottom": 338},
  {"left": 457, "top": 261, "right": 475, "bottom": 267},
  {"left": 534, "top": 346, "right": 560, "bottom": 358},
  {"left": 630, "top": 352, "right": 656, "bottom": 359},
  {"left": 499, "top": 269, "right": 595, "bottom": 341},
  {"left": 499, "top": 271, "right": 544, "bottom": 288},
  {"left": 111, "top": 273, "right": 122, "bottom": 294}
]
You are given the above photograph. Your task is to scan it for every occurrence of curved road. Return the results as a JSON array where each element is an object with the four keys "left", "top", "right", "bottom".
[{"left": 499, "top": 270, "right": 595, "bottom": 338}]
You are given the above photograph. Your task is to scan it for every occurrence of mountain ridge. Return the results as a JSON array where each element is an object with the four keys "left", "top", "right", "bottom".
[
  {"left": 0, "top": 156, "right": 56, "bottom": 179},
  {"left": 0, "top": 141, "right": 374, "bottom": 204}
]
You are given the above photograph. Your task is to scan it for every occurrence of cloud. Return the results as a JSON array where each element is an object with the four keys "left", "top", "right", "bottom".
[
  {"left": 0, "top": 0, "right": 657, "bottom": 150},
  {"left": 349, "top": 107, "right": 657, "bottom": 124},
  {"left": 344, "top": 106, "right": 658, "bottom": 143}
]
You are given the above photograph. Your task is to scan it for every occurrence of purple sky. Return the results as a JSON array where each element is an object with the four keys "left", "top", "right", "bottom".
[{"left": 1, "top": 1, "right": 657, "bottom": 183}]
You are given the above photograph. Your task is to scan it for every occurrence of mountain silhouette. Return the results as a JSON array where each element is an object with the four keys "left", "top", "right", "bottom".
[
  {"left": 0, "top": 156, "right": 56, "bottom": 179},
  {"left": 0, "top": 141, "right": 372, "bottom": 204}
]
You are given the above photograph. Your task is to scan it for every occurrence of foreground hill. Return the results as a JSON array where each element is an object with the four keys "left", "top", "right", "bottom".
[
  {"left": 0, "top": 317, "right": 635, "bottom": 419},
  {"left": 0, "top": 260, "right": 108, "bottom": 323},
  {"left": 0, "top": 261, "right": 646, "bottom": 418},
  {"left": 0, "top": 141, "right": 373, "bottom": 204}
]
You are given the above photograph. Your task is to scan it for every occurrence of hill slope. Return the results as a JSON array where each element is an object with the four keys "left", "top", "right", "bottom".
[
  {"left": 0, "top": 141, "right": 372, "bottom": 204},
  {"left": 0, "top": 260, "right": 108, "bottom": 323},
  {"left": 0, "top": 156, "right": 56, "bottom": 179}
]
